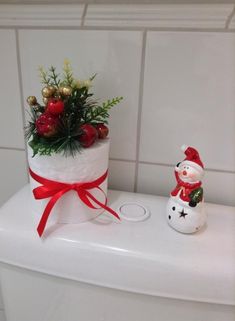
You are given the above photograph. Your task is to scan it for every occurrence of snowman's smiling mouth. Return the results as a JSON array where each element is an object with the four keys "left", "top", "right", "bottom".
[{"left": 179, "top": 208, "right": 188, "bottom": 218}]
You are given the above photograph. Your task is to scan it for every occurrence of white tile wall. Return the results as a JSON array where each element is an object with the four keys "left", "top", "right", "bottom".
[
  {"left": 0, "top": 30, "right": 24, "bottom": 149},
  {"left": 18, "top": 29, "right": 143, "bottom": 161},
  {"left": 0, "top": 149, "right": 28, "bottom": 207},
  {"left": 0, "top": 296, "right": 3, "bottom": 312},
  {"left": 0, "top": 311, "right": 5, "bottom": 321},
  {"left": 140, "top": 32, "right": 235, "bottom": 172},
  {"left": 0, "top": 3, "right": 235, "bottom": 318},
  {"left": 109, "top": 160, "right": 136, "bottom": 192}
]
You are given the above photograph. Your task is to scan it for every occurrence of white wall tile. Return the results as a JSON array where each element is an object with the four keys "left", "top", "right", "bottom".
[
  {"left": 108, "top": 160, "right": 135, "bottom": 192},
  {"left": 140, "top": 32, "right": 235, "bottom": 172},
  {"left": 137, "top": 163, "right": 174, "bottom": 197},
  {"left": 137, "top": 163, "right": 235, "bottom": 206},
  {"left": 0, "top": 289, "right": 4, "bottom": 312},
  {"left": 0, "top": 311, "right": 5, "bottom": 321},
  {"left": 0, "top": 30, "right": 24, "bottom": 149},
  {"left": 19, "top": 30, "right": 142, "bottom": 161},
  {"left": 205, "top": 170, "right": 235, "bottom": 207},
  {"left": 0, "top": 149, "right": 28, "bottom": 206}
]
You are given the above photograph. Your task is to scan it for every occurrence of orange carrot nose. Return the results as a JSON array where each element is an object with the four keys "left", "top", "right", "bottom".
[{"left": 182, "top": 170, "right": 187, "bottom": 176}]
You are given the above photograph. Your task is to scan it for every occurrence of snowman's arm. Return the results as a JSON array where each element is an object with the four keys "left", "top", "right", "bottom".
[{"left": 189, "top": 188, "right": 203, "bottom": 207}]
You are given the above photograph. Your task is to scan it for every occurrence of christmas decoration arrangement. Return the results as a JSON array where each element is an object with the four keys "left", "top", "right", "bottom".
[
  {"left": 25, "top": 61, "right": 122, "bottom": 237},
  {"left": 26, "top": 60, "right": 123, "bottom": 157},
  {"left": 166, "top": 145, "right": 206, "bottom": 234}
]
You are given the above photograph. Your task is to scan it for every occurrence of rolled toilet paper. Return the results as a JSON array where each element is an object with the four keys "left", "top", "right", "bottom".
[{"left": 28, "top": 139, "right": 110, "bottom": 224}]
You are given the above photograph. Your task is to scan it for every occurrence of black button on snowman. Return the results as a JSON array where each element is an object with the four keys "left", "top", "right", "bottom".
[{"left": 166, "top": 145, "right": 206, "bottom": 234}]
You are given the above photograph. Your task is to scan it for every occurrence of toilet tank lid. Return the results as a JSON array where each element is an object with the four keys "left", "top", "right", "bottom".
[{"left": 0, "top": 185, "right": 235, "bottom": 306}]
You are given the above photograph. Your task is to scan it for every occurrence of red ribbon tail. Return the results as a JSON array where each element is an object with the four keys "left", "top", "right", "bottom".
[
  {"left": 84, "top": 190, "right": 120, "bottom": 220},
  {"left": 37, "top": 188, "right": 69, "bottom": 237}
]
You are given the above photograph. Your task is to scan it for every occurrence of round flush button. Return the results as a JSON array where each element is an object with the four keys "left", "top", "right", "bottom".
[{"left": 118, "top": 202, "right": 150, "bottom": 222}]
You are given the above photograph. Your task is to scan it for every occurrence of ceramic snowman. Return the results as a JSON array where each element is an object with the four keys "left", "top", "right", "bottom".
[{"left": 166, "top": 145, "right": 206, "bottom": 234}]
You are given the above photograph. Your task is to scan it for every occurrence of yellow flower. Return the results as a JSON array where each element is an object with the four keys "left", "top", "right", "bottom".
[
  {"left": 63, "top": 58, "right": 70, "bottom": 67},
  {"left": 76, "top": 80, "right": 82, "bottom": 89},
  {"left": 76, "top": 79, "right": 91, "bottom": 89},
  {"left": 82, "top": 79, "right": 91, "bottom": 89},
  {"left": 63, "top": 59, "right": 71, "bottom": 73}
]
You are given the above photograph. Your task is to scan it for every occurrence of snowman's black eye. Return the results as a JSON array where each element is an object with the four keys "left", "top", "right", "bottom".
[
  {"left": 172, "top": 207, "right": 175, "bottom": 211},
  {"left": 168, "top": 215, "right": 171, "bottom": 220}
]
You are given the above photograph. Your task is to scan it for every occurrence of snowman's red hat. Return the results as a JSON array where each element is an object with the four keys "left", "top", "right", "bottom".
[{"left": 181, "top": 145, "right": 204, "bottom": 174}]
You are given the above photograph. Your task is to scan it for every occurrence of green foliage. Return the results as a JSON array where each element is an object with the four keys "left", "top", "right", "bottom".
[
  {"left": 84, "top": 97, "right": 123, "bottom": 124},
  {"left": 62, "top": 60, "right": 75, "bottom": 87},
  {"left": 39, "top": 66, "right": 61, "bottom": 87},
  {"left": 26, "top": 63, "right": 123, "bottom": 157},
  {"left": 29, "top": 134, "right": 82, "bottom": 157}
]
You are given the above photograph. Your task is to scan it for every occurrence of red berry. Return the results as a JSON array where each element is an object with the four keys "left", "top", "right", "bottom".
[
  {"left": 95, "top": 123, "right": 109, "bottom": 139},
  {"left": 79, "top": 124, "right": 98, "bottom": 148},
  {"left": 36, "top": 113, "right": 59, "bottom": 137},
  {"left": 47, "top": 99, "right": 64, "bottom": 115}
]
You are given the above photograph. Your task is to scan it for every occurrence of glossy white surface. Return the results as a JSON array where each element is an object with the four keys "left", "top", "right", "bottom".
[
  {"left": 0, "top": 30, "right": 24, "bottom": 149},
  {"left": 140, "top": 32, "right": 235, "bottom": 172},
  {"left": 1, "top": 265, "right": 235, "bottom": 321},
  {"left": 0, "top": 149, "right": 28, "bottom": 207},
  {"left": 19, "top": 29, "right": 142, "bottom": 161},
  {"left": 0, "top": 186, "right": 234, "bottom": 306}
]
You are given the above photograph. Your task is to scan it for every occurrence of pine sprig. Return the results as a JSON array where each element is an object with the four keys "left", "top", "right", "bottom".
[
  {"left": 62, "top": 59, "right": 75, "bottom": 87},
  {"left": 84, "top": 97, "right": 123, "bottom": 123},
  {"left": 25, "top": 109, "right": 37, "bottom": 140},
  {"left": 38, "top": 65, "right": 61, "bottom": 87},
  {"left": 38, "top": 66, "right": 50, "bottom": 85},
  {"left": 48, "top": 66, "right": 60, "bottom": 88}
]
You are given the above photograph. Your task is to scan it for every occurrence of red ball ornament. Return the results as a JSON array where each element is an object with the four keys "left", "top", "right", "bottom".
[
  {"left": 36, "top": 113, "right": 59, "bottom": 137},
  {"left": 95, "top": 123, "right": 109, "bottom": 139},
  {"left": 79, "top": 124, "right": 98, "bottom": 148},
  {"left": 47, "top": 99, "right": 64, "bottom": 115}
]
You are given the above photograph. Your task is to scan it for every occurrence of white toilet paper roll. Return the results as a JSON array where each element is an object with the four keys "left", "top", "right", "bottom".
[{"left": 28, "top": 139, "right": 110, "bottom": 224}]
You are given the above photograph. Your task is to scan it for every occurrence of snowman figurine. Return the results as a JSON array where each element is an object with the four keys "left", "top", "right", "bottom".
[{"left": 166, "top": 145, "right": 206, "bottom": 234}]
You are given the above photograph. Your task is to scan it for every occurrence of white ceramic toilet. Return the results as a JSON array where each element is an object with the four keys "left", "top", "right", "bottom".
[{"left": 0, "top": 185, "right": 235, "bottom": 321}]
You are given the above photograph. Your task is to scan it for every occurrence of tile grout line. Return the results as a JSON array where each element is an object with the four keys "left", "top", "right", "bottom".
[
  {"left": 15, "top": 28, "right": 30, "bottom": 183},
  {"left": 0, "top": 25, "right": 235, "bottom": 33},
  {"left": 138, "top": 161, "right": 235, "bottom": 174},
  {"left": 0, "top": 147, "right": 234, "bottom": 175},
  {"left": 0, "top": 146, "right": 25, "bottom": 152},
  {"left": 225, "top": 3, "right": 235, "bottom": 29},
  {"left": 81, "top": 3, "right": 88, "bottom": 28},
  {"left": 133, "top": 30, "right": 147, "bottom": 193},
  {"left": 109, "top": 158, "right": 235, "bottom": 175},
  {"left": 109, "top": 158, "right": 135, "bottom": 163}
]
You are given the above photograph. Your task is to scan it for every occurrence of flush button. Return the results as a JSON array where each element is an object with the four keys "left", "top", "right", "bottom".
[{"left": 118, "top": 202, "right": 150, "bottom": 222}]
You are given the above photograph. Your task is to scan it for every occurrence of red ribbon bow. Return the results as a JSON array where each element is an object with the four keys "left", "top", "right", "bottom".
[{"left": 29, "top": 168, "right": 120, "bottom": 237}]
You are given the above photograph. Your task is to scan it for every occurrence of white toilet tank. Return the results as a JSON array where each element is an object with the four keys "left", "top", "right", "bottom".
[{"left": 0, "top": 186, "right": 234, "bottom": 321}]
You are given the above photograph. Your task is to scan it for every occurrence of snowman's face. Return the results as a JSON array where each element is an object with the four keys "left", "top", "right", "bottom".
[{"left": 178, "top": 163, "right": 201, "bottom": 183}]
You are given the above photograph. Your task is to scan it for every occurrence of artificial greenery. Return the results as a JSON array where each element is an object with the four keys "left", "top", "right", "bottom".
[{"left": 25, "top": 60, "right": 123, "bottom": 157}]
